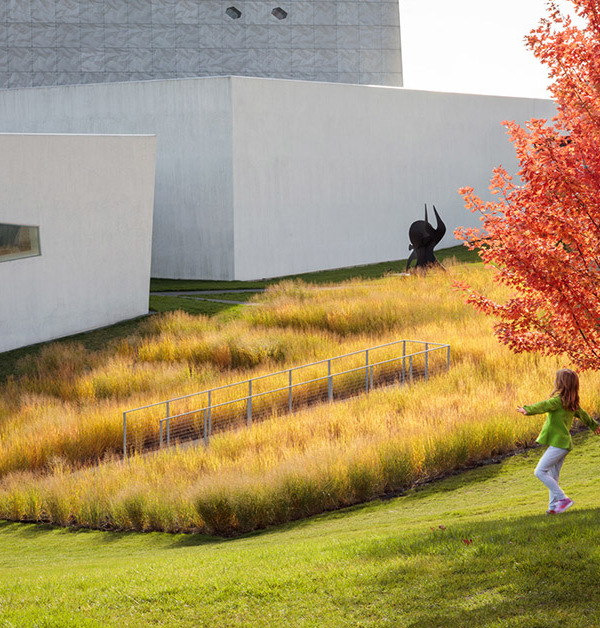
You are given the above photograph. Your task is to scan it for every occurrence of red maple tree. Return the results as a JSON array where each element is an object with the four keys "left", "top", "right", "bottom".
[{"left": 455, "top": 0, "right": 600, "bottom": 370}]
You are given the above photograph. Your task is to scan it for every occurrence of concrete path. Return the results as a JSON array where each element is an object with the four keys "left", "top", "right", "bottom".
[{"left": 151, "top": 289, "right": 264, "bottom": 306}]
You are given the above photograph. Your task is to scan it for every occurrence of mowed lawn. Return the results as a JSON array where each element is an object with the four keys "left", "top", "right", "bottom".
[{"left": 2, "top": 430, "right": 600, "bottom": 628}]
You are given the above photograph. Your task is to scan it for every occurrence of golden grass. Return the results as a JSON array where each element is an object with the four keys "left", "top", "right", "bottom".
[{"left": 2, "top": 260, "right": 600, "bottom": 535}]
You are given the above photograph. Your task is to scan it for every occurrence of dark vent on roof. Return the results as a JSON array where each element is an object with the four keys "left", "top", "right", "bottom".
[
  {"left": 226, "top": 6, "right": 242, "bottom": 19},
  {"left": 271, "top": 7, "right": 288, "bottom": 20}
]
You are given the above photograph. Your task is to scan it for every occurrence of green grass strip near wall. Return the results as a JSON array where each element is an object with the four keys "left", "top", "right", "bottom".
[
  {"left": 150, "top": 245, "right": 481, "bottom": 292},
  {"left": 200, "top": 291, "right": 262, "bottom": 301},
  {"left": 1, "top": 431, "right": 599, "bottom": 627},
  {"left": 148, "top": 294, "right": 246, "bottom": 317},
  {"left": 150, "top": 278, "right": 269, "bottom": 292}
]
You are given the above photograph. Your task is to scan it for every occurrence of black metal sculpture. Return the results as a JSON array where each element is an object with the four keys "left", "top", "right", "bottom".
[{"left": 406, "top": 204, "right": 446, "bottom": 272}]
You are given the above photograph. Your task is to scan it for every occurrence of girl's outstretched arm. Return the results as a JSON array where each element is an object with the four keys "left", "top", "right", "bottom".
[
  {"left": 522, "top": 397, "right": 562, "bottom": 415},
  {"left": 574, "top": 407, "right": 600, "bottom": 433}
]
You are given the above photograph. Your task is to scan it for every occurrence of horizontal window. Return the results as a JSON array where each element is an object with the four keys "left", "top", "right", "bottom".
[{"left": 0, "top": 223, "right": 41, "bottom": 262}]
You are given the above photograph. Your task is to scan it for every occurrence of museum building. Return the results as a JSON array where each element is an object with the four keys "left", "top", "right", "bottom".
[{"left": 0, "top": 1, "right": 555, "bottom": 351}]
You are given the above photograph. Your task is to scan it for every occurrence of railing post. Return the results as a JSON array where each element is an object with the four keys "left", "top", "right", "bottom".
[
  {"left": 402, "top": 355, "right": 406, "bottom": 384},
  {"left": 328, "top": 359, "right": 333, "bottom": 401},
  {"left": 447, "top": 345, "right": 450, "bottom": 372},
  {"left": 370, "top": 365, "right": 374, "bottom": 390},
  {"left": 288, "top": 369, "right": 293, "bottom": 412},
  {"left": 159, "top": 420, "right": 163, "bottom": 449},
  {"left": 123, "top": 411, "right": 127, "bottom": 460},
  {"left": 365, "top": 349, "right": 369, "bottom": 392},
  {"left": 204, "top": 409, "right": 208, "bottom": 446},
  {"left": 409, "top": 355, "right": 413, "bottom": 385},
  {"left": 247, "top": 379, "right": 253, "bottom": 426},
  {"left": 164, "top": 400, "right": 170, "bottom": 448},
  {"left": 425, "top": 343, "right": 429, "bottom": 382},
  {"left": 208, "top": 390, "right": 212, "bottom": 438}
]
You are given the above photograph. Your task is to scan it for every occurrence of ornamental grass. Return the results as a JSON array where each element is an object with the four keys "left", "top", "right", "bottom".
[{"left": 2, "top": 260, "right": 600, "bottom": 535}]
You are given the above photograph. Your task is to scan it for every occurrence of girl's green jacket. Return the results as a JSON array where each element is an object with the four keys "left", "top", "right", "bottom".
[{"left": 524, "top": 396, "right": 599, "bottom": 450}]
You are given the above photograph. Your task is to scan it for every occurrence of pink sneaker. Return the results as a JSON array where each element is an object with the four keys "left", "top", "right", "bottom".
[
  {"left": 546, "top": 509, "right": 556, "bottom": 515},
  {"left": 555, "top": 498, "right": 574, "bottom": 514}
]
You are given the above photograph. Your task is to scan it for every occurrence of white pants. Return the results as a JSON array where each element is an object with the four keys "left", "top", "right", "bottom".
[{"left": 534, "top": 446, "right": 569, "bottom": 509}]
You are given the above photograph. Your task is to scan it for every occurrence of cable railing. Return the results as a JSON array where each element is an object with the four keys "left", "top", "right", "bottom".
[{"left": 122, "top": 339, "right": 450, "bottom": 458}]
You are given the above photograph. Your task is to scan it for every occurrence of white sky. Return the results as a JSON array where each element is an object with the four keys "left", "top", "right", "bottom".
[{"left": 398, "top": 0, "right": 567, "bottom": 99}]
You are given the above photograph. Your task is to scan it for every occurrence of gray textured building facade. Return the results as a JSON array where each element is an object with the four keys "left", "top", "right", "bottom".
[{"left": 0, "top": 0, "right": 403, "bottom": 88}]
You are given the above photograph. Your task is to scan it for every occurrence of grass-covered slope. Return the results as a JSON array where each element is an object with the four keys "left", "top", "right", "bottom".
[
  {"left": 1, "top": 431, "right": 600, "bottom": 627},
  {"left": 2, "top": 260, "right": 600, "bottom": 535}
]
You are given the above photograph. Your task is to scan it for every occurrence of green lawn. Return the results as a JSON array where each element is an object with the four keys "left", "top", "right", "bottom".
[
  {"left": 148, "top": 294, "right": 247, "bottom": 317},
  {"left": 2, "top": 430, "right": 599, "bottom": 627},
  {"left": 199, "top": 291, "right": 262, "bottom": 301},
  {"left": 148, "top": 292, "right": 259, "bottom": 316}
]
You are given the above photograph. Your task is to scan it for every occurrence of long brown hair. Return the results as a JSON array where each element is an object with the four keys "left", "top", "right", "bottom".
[{"left": 553, "top": 368, "right": 580, "bottom": 412}]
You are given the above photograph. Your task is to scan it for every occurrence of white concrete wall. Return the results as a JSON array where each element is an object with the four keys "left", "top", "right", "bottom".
[
  {"left": 0, "top": 78, "right": 234, "bottom": 279},
  {"left": 0, "top": 133, "right": 156, "bottom": 353},
  {"left": 0, "top": 76, "right": 556, "bottom": 281},
  {"left": 231, "top": 78, "right": 556, "bottom": 279}
]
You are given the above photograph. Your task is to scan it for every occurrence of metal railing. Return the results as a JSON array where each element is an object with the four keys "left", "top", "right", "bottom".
[{"left": 122, "top": 339, "right": 450, "bottom": 457}]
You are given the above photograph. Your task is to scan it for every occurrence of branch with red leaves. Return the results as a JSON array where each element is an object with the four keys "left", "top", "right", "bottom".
[{"left": 455, "top": 0, "right": 600, "bottom": 371}]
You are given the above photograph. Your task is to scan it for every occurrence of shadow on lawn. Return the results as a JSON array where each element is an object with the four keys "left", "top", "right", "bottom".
[
  {"left": 0, "top": 520, "right": 137, "bottom": 543},
  {"left": 0, "top": 521, "right": 54, "bottom": 537},
  {"left": 0, "top": 520, "right": 227, "bottom": 553},
  {"left": 360, "top": 507, "right": 600, "bottom": 627}
]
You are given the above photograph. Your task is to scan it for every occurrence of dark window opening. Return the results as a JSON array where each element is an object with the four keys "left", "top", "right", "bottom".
[
  {"left": 0, "top": 223, "right": 41, "bottom": 262},
  {"left": 226, "top": 6, "right": 242, "bottom": 19},
  {"left": 272, "top": 7, "right": 288, "bottom": 20}
]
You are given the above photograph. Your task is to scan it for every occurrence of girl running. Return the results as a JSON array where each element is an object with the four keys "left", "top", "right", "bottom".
[{"left": 517, "top": 368, "right": 600, "bottom": 514}]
